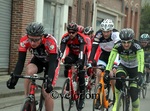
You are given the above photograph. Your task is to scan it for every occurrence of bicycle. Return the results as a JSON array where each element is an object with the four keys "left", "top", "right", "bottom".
[
  {"left": 85, "top": 65, "right": 96, "bottom": 94},
  {"left": 61, "top": 64, "right": 81, "bottom": 111},
  {"left": 93, "top": 66, "right": 114, "bottom": 111},
  {"left": 111, "top": 77, "right": 138, "bottom": 111},
  {"left": 13, "top": 74, "right": 48, "bottom": 111}
]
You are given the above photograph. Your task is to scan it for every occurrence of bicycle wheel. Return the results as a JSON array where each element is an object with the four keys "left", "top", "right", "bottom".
[
  {"left": 116, "top": 92, "right": 129, "bottom": 111},
  {"left": 21, "top": 97, "right": 36, "bottom": 111},
  {"left": 142, "top": 83, "right": 147, "bottom": 99},
  {"left": 61, "top": 78, "right": 73, "bottom": 111},
  {"left": 37, "top": 92, "right": 45, "bottom": 111}
]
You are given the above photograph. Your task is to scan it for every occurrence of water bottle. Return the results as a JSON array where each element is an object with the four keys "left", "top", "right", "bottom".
[{"left": 73, "top": 81, "right": 77, "bottom": 91}]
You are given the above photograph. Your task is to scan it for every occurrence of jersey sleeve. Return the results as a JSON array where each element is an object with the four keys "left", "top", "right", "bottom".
[
  {"left": 106, "top": 45, "right": 118, "bottom": 71},
  {"left": 85, "top": 36, "right": 92, "bottom": 60},
  {"left": 137, "top": 49, "right": 144, "bottom": 73},
  {"left": 18, "top": 36, "right": 28, "bottom": 52},
  {"left": 44, "top": 35, "right": 58, "bottom": 54}
]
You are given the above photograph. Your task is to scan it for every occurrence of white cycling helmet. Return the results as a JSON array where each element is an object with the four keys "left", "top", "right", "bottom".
[{"left": 100, "top": 19, "right": 114, "bottom": 31}]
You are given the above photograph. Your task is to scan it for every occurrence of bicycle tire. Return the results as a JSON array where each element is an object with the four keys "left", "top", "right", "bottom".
[
  {"left": 142, "top": 83, "right": 147, "bottom": 99},
  {"left": 116, "top": 92, "right": 129, "bottom": 111},
  {"left": 21, "top": 97, "right": 36, "bottom": 111},
  {"left": 37, "top": 92, "right": 44, "bottom": 111},
  {"left": 61, "top": 78, "right": 73, "bottom": 111}
]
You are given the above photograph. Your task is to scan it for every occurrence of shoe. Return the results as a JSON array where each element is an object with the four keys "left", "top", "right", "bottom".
[{"left": 77, "top": 99, "right": 85, "bottom": 110}]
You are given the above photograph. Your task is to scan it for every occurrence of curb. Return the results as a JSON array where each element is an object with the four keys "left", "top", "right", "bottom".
[{"left": 0, "top": 86, "right": 62, "bottom": 99}]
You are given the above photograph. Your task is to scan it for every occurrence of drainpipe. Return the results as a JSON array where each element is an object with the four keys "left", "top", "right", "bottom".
[
  {"left": 77, "top": 0, "right": 81, "bottom": 24},
  {"left": 92, "top": 0, "right": 96, "bottom": 30}
]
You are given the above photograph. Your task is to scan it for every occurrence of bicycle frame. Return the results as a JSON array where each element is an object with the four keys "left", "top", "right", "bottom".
[
  {"left": 14, "top": 74, "right": 47, "bottom": 111},
  {"left": 94, "top": 71, "right": 111, "bottom": 109},
  {"left": 68, "top": 65, "right": 79, "bottom": 100}
]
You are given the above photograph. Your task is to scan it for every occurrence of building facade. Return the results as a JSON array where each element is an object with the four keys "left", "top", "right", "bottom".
[{"left": 0, "top": 0, "right": 141, "bottom": 74}]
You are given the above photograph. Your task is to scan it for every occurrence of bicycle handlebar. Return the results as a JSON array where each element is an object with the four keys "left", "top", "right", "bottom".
[
  {"left": 110, "top": 77, "right": 138, "bottom": 82},
  {"left": 13, "top": 74, "right": 48, "bottom": 81}
]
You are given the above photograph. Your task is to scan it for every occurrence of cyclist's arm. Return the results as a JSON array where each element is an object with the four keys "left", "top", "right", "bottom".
[
  {"left": 89, "top": 32, "right": 100, "bottom": 61},
  {"left": 13, "top": 51, "right": 27, "bottom": 75},
  {"left": 60, "top": 34, "right": 69, "bottom": 57},
  {"left": 106, "top": 48, "right": 118, "bottom": 71},
  {"left": 137, "top": 49, "right": 144, "bottom": 73},
  {"left": 60, "top": 42, "right": 67, "bottom": 55},
  {"left": 77, "top": 33, "right": 86, "bottom": 60},
  {"left": 47, "top": 54, "right": 58, "bottom": 84},
  {"left": 89, "top": 43, "right": 99, "bottom": 61}
]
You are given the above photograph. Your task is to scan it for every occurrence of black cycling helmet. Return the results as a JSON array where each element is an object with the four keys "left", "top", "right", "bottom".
[
  {"left": 26, "top": 22, "right": 44, "bottom": 36},
  {"left": 119, "top": 28, "right": 134, "bottom": 40},
  {"left": 139, "top": 33, "right": 150, "bottom": 41},
  {"left": 67, "top": 22, "right": 78, "bottom": 31},
  {"left": 84, "top": 26, "right": 94, "bottom": 35}
]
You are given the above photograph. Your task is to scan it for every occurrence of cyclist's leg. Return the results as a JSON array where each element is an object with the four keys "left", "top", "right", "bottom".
[
  {"left": 96, "top": 60, "right": 106, "bottom": 85},
  {"left": 78, "top": 69, "right": 85, "bottom": 109},
  {"left": 130, "top": 85, "right": 140, "bottom": 111},
  {"left": 64, "top": 53, "right": 76, "bottom": 77},
  {"left": 64, "top": 53, "right": 77, "bottom": 91},
  {"left": 42, "top": 87, "right": 54, "bottom": 111},
  {"left": 112, "top": 65, "right": 127, "bottom": 111},
  {"left": 128, "top": 67, "right": 140, "bottom": 111},
  {"left": 42, "top": 60, "right": 59, "bottom": 111},
  {"left": 24, "top": 57, "right": 43, "bottom": 96}
]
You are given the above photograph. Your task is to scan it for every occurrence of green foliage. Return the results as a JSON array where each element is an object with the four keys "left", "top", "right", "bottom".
[{"left": 140, "top": 3, "right": 150, "bottom": 36}]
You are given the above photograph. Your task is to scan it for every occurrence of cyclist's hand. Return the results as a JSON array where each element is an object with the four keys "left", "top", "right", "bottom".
[
  {"left": 136, "top": 72, "right": 143, "bottom": 86},
  {"left": 104, "top": 70, "right": 110, "bottom": 84},
  {"left": 44, "top": 78, "right": 53, "bottom": 93},
  {"left": 6, "top": 73, "right": 18, "bottom": 89}
]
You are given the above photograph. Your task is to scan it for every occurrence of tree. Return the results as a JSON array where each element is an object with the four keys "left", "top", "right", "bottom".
[{"left": 140, "top": 2, "right": 150, "bottom": 36}]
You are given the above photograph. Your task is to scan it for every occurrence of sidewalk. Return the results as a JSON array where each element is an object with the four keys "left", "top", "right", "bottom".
[{"left": 0, "top": 65, "right": 65, "bottom": 98}]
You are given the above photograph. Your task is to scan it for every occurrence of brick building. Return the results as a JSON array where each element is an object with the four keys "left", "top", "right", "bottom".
[{"left": 0, "top": 0, "right": 141, "bottom": 75}]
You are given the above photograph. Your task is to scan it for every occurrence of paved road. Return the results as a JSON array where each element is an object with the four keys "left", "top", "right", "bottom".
[{"left": 0, "top": 75, "right": 150, "bottom": 111}]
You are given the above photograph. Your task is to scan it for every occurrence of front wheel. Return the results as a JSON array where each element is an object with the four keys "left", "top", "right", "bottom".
[
  {"left": 116, "top": 92, "right": 129, "bottom": 111},
  {"left": 142, "top": 83, "right": 147, "bottom": 99},
  {"left": 21, "top": 97, "right": 36, "bottom": 111},
  {"left": 61, "top": 78, "right": 73, "bottom": 111}
]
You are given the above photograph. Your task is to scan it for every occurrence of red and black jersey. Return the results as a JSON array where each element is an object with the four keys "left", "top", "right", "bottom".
[
  {"left": 19, "top": 34, "right": 59, "bottom": 62},
  {"left": 60, "top": 32, "right": 87, "bottom": 56}
]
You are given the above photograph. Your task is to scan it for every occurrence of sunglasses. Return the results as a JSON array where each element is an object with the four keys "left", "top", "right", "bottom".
[
  {"left": 68, "top": 31, "right": 76, "bottom": 34},
  {"left": 28, "top": 38, "right": 41, "bottom": 42},
  {"left": 121, "top": 40, "right": 132, "bottom": 44}
]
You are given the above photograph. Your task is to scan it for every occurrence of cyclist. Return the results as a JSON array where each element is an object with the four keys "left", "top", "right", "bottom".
[
  {"left": 60, "top": 22, "right": 87, "bottom": 110},
  {"left": 84, "top": 26, "right": 101, "bottom": 78},
  {"left": 89, "top": 19, "right": 120, "bottom": 109},
  {"left": 139, "top": 33, "right": 150, "bottom": 83},
  {"left": 89, "top": 19, "right": 120, "bottom": 82},
  {"left": 6, "top": 22, "right": 60, "bottom": 111},
  {"left": 104, "top": 28, "right": 144, "bottom": 111}
]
